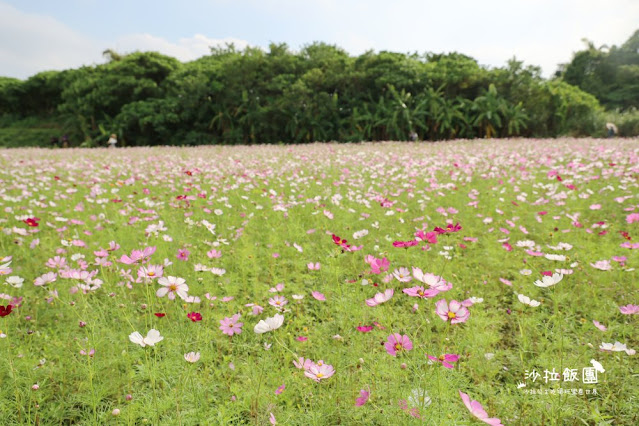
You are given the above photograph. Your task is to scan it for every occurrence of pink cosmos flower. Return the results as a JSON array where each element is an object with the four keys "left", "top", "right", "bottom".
[
  {"left": 435, "top": 299, "right": 470, "bottom": 324},
  {"left": 219, "top": 314, "right": 243, "bottom": 336},
  {"left": 275, "top": 384, "right": 285, "bottom": 395},
  {"left": 307, "top": 262, "right": 321, "bottom": 270},
  {"left": 34, "top": 272, "right": 57, "bottom": 286},
  {"left": 207, "top": 249, "right": 222, "bottom": 258},
  {"left": 593, "top": 320, "right": 607, "bottom": 331},
  {"left": 590, "top": 260, "right": 612, "bottom": 271},
  {"left": 625, "top": 213, "right": 639, "bottom": 224},
  {"left": 176, "top": 249, "right": 190, "bottom": 261},
  {"left": 311, "top": 291, "right": 326, "bottom": 301},
  {"left": 365, "top": 289, "right": 394, "bottom": 307},
  {"left": 355, "top": 389, "right": 370, "bottom": 406},
  {"left": 269, "top": 283, "right": 284, "bottom": 292},
  {"left": 411, "top": 268, "right": 452, "bottom": 292},
  {"left": 267, "top": 295, "right": 287, "bottom": 308},
  {"left": 293, "top": 357, "right": 314, "bottom": 370},
  {"left": 138, "top": 264, "right": 163, "bottom": 280},
  {"left": 304, "top": 363, "right": 335, "bottom": 382},
  {"left": 403, "top": 286, "right": 440, "bottom": 299},
  {"left": 619, "top": 304, "right": 639, "bottom": 315},
  {"left": 384, "top": 333, "right": 413, "bottom": 356},
  {"left": 120, "top": 246, "right": 156, "bottom": 265},
  {"left": 392, "top": 267, "right": 412, "bottom": 282},
  {"left": 459, "top": 391, "right": 503, "bottom": 425},
  {"left": 365, "top": 256, "right": 390, "bottom": 274},
  {"left": 356, "top": 325, "right": 374, "bottom": 333},
  {"left": 427, "top": 353, "right": 459, "bottom": 368},
  {"left": 245, "top": 303, "right": 264, "bottom": 315},
  {"left": 415, "top": 230, "right": 438, "bottom": 244}
]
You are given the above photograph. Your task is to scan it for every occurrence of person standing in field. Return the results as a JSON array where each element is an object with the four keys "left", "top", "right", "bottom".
[
  {"left": 107, "top": 133, "right": 118, "bottom": 148},
  {"left": 606, "top": 123, "right": 618, "bottom": 138}
]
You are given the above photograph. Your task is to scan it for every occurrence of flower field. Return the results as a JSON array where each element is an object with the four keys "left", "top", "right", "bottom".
[{"left": 1, "top": 138, "right": 638, "bottom": 425}]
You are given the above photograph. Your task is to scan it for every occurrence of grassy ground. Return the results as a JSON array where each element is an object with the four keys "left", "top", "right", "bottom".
[{"left": 0, "top": 139, "right": 638, "bottom": 425}]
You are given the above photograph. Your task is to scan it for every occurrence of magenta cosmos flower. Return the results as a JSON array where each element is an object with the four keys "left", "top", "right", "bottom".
[
  {"left": 459, "top": 391, "right": 503, "bottom": 425},
  {"left": 427, "top": 353, "right": 459, "bottom": 368},
  {"left": 435, "top": 299, "right": 470, "bottom": 324},
  {"left": 219, "top": 314, "right": 243, "bottom": 336},
  {"left": 355, "top": 389, "right": 370, "bottom": 406},
  {"left": 384, "top": 333, "right": 413, "bottom": 356}
]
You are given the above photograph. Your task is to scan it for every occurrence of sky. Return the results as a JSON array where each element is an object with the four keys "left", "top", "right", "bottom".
[{"left": 1, "top": 0, "right": 638, "bottom": 80}]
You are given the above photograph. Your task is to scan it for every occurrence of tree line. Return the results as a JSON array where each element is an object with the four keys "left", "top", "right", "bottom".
[{"left": 1, "top": 31, "right": 637, "bottom": 147}]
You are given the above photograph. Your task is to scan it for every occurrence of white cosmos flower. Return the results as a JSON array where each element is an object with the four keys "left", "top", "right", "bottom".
[
  {"left": 184, "top": 352, "right": 201, "bottom": 363},
  {"left": 210, "top": 268, "right": 226, "bottom": 276},
  {"left": 5, "top": 276, "right": 24, "bottom": 288},
  {"left": 534, "top": 273, "right": 563, "bottom": 288},
  {"left": 353, "top": 229, "right": 368, "bottom": 239},
  {"left": 254, "top": 314, "right": 284, "bottom": 334},
  {"left": 516, "top": 240, "right": 536, "bottom": 248},
  {"left": 156, "top": 276, "right": 189, "bottom": 300},
  {"left": 519, "top": 269, "right": 532, "bottom": 276},
  {"left": 517, "top": 294, "right": 541, "bottom": 307},
  {"left": 590, "top": 359, "right": 605, "bottom": 373},
  {"left": 600, "top": 341, "right": 636, "bottom": 355},
  {"left": 129, "top": 329, "right": 163, "bottom": 347},
  {"left": 544, "top": 254, "right": 566, "bottom": 261}
]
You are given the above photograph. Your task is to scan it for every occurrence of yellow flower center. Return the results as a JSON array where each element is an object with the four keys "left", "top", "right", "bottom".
[
  {"left": 418, "top": 290, "right": 424, "bottom": 296},
  {"left": 439, "top": 355, "right": 446, "bottom": 362},
  {"left": 316, "top": 373, "right": 324, "bottom": 378},
  {"left": 447, "top": 311, "right": 456, "bottom": 319},
  {"left": 394, "top": 343, "right": 402, "bottom": 351},
  {"left": 169, "top": 284, "right": 178, "bottom": 291},
  {"left": 148, "top": 271, "right": 155, "bottom": 276}
]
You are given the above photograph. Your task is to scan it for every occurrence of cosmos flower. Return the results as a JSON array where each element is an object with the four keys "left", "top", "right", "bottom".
[
  {"left": 384, "top": 333, "right": 413, "bottom": 356},
  {"left": 619, "top": 304, "right": 639, "bottom": 315},
  {"left": 156, "top": 276, "right": 189, "bottom": 300},
  {"left": 517, "top": 294, "right": 541, "bottom": 307},
  {"left": 304, "top": 363, "right": 335, "bottom": 382},
  {"left": 403, "top": 286, "right": 440, "bottom": 299},
  {"left": 184, "top": 352, "right": 201, "bottom": 363},
  {"left": 34, "top": 272, "right": 57, "bottom": 286},
  {"left": 427, "top": 353, "right": 459, "bottom": 368},
  {"left": 129, "top": 329, "right": 163, "bottom": 347},
  {"left": 435, "top": 299, "right": 470, "bottom": 324},
  {"left": 355, "top": 389, "right": 370, "bottom": 406},
  {"left": 533, "top": 273, "right": 563, "bottom": 288},
  {"left": 600, "top": 341, "right": 636, "bottom": 355},
  {"left": 219, "top": 314, "right": 243, "bottom": 336},
  {"left": 254, "top": 314, "right": 284, "bottom": 334},
  {"left": 392, "top": 267, "right": 412, "bottom": 282},
  {"left": 365, "top": 289, "right": 394, "bottom": 307},
  {"left": 459, "top": 391, "right": 503, "bottom": 426}
]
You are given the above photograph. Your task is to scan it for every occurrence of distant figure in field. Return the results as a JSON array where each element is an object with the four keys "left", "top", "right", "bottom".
[
  {"left": 50, "top": 136, "right": 59, "bottom": 148},
  {"left": 107, "top": 133, "right": 118, "bottom": 149},
  {"left": 62, "top": 134, "right": 69, "bottom": 147},
  {"left": 409, "top": 131, "right": 418, "bottom": 142},
  {"left": 606, "top": 122, "right": 618, "bottom": 138}
]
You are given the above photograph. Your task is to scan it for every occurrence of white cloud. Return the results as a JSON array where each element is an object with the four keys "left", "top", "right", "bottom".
[
  {"left": 0, "top": 3, "right": 251, "bottom": 79},
  {"left": 112, "top": 34, "right": 250, "bottom": 62},
  {"left": 0, "top": 2, "right": 104, "bottom": 79}
]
